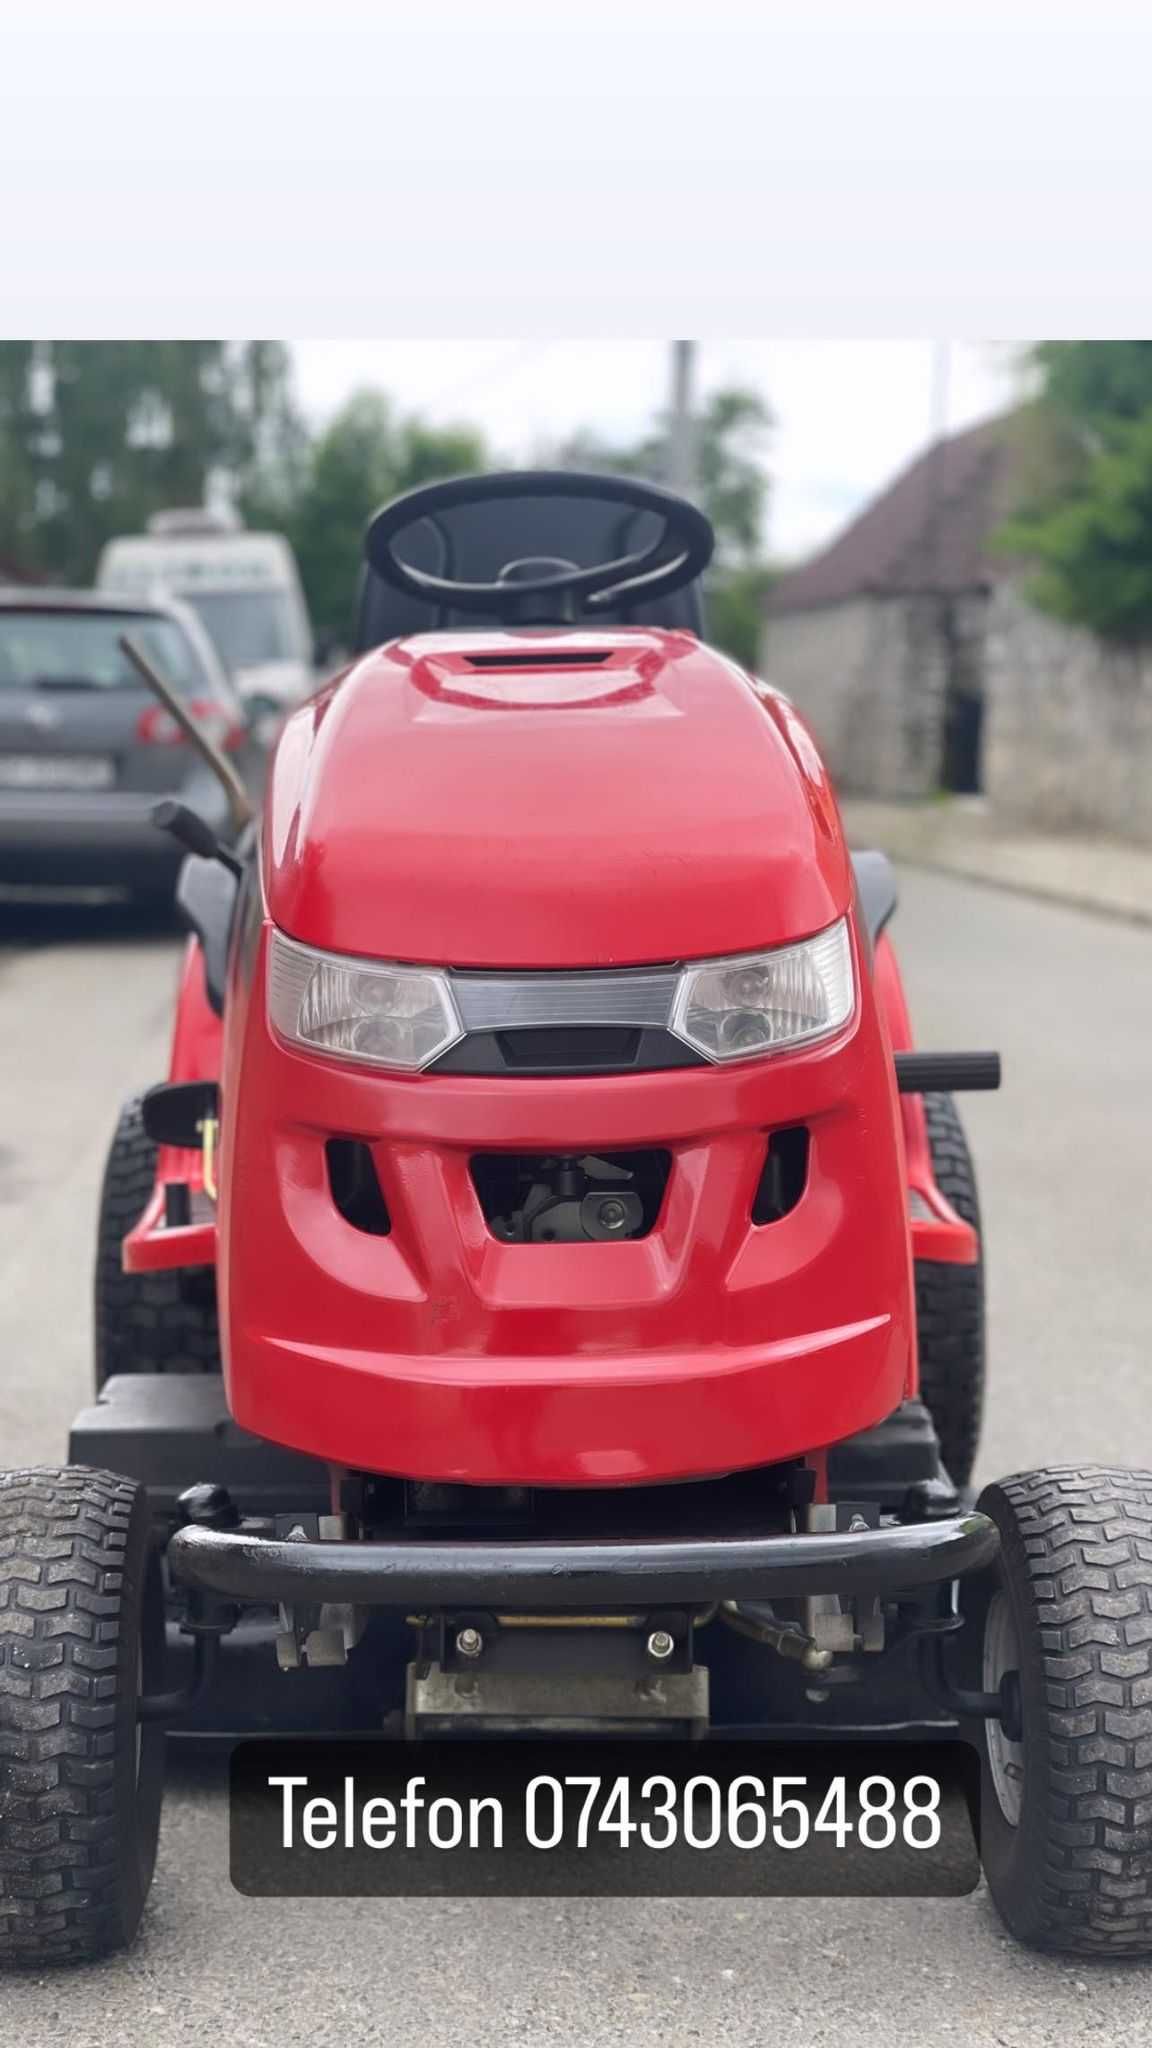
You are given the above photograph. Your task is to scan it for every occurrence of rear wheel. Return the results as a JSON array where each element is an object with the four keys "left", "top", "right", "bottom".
[
  {"left": 94, "top": 1093, "right": 220, "bottom": 1385},
  {"left": 0, "top": 1467, "right": 165, "bottom": 1966},
  {"left": 963, "top": 1467, "right": 1152, "bottom": 1955},
  {"left": 914, "top": 1091, "right": 984, "bottom": 1486}
]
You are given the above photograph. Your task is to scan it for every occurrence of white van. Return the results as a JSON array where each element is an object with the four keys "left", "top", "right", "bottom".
[{"left": 96, "top": 511, "right": 314, "bottom": 711}]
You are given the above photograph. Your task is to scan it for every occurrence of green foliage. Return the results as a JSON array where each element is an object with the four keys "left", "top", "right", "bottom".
[
  {"left": 0, "top": 344, "right": 774, "bottom": 668},
  {"left": 556, "top": 384, "right": 770, "bottom": 565},
  {"left": 999, "top": 342, "right": 1152, "bottom": 641},
  {"left": 706, "top": 560, "right": 777, "bottom": 670},
  {"left": 0, "top": 342, "right": 296, "bottom": 583},
  {"left": 692, "top": 386, "right": 773, "bottom": 564},
  {"left": 555, "top": 383, "right": 773, "bottom": 665},
  {"left": 1001, "top": 404, "right": 1152, "bottom": 639},
  {"left": 247, "top": 391, "right": 487, "bottom": 641},
  {"left": 1029, "top": 341, "right": 1152, "bottom": 437}
]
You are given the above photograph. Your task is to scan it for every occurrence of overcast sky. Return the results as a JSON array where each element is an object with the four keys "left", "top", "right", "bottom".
[{"left": 290, "top": 340, "right": 1028, "bottom": 564}]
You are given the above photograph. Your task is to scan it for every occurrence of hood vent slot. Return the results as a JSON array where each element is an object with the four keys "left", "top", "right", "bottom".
[{"left": 464, "top": 651, "right": 612, "bottom": 670}]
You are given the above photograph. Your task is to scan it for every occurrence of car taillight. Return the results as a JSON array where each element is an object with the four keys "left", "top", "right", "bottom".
[{"left": 135, "top": 699, "right": 245, "bottom": 752}]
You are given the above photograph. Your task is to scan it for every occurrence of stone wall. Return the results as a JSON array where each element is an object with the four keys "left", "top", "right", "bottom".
[
  {"left": 762, "top": 593, "right": 957, "bottom": 798},
  {"left": 984, "top": 584, "right": 1152, "bottom": 844},
  {"left": 764, "top": 580, "right": 1152, "bottom": 842}
]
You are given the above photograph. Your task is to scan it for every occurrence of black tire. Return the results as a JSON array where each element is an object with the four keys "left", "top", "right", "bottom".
[
  {"left": 914, "top": 1091, "right": 984, "bottom": 1487},
  {"left": 94, "top": 1094, "right": 220, "bottom": 1385},
  {"left": 0, "top": 1466, "right": 166, "bottom": 1966},
  {"left": 962, "top": 1467, "right": 1152, "bottom": 1955}
]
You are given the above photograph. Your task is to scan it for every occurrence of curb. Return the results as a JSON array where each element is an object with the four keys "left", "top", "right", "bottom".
[{"left": 840, "top": 803, "right": 1152, "bottom": 931}]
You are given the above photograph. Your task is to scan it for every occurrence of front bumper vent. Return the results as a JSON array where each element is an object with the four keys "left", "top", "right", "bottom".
[
  {"left": 326, "top": 1139, "right": 391, "bottom": 1236},
  {"left": 751, "top": 1126, "right": 810, "bottom": 1225}
]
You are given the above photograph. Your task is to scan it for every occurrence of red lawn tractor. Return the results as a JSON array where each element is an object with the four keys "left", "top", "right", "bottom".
[{"left": 3, "top": 472, "right": 1151, "bottom": 1963}]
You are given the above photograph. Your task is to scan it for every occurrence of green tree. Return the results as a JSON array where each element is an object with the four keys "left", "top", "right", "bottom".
[
  {"left": 1028, "top": 340, "right": 1152, "bottom": 437},
  {"left": 706, "top": 559, "right": 777, "bottom": 668},
  {"left": 555, "top": 384, "right": 773, "bottom": 667},
  {"left": 250, "top": 390, "right": 488, "bottom": 641},
  {"left": 0, "top": 341, "right": 298, "bottom": 584},
  {"left": 999, "top": 341, "right": 1152, "bottom": 640}
]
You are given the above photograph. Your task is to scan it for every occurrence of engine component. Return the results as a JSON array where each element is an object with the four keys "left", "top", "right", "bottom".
[{"left": 472, "top": 1150, "right": 668, "bottom": 1243}]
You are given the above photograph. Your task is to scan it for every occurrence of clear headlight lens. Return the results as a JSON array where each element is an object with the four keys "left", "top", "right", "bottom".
[
  {"left": 267, "top": 918, "right": 853, "bottom": 1074},
  {"left": 670, "top": 918, "right": 854, "bottom": 1063},
  {"left": 268, "top": 930, "right": 464, "bottom": 1071}
]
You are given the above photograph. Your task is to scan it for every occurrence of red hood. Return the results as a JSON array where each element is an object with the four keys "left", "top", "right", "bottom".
[{"left": 263, "top": 628, "right": 851, "bottom": 969}]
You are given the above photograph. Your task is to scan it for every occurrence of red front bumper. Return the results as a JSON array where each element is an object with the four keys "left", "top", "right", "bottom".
[{"left": 210, "top": 925, "right": 915, "bottom": 1487}]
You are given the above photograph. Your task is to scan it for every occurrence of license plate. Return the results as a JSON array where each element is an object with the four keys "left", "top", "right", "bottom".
[{"left": 0, "top": 754, "right": 116, "bottom": 791}]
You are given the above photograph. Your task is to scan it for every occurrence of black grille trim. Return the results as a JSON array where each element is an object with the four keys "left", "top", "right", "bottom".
[{"left": 430, "top": 1026, "right": 707, "bottom": 1077}]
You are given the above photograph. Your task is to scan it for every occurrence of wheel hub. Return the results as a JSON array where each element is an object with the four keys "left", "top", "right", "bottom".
[{"left": 983, "top": 1589, "right": 1025, "bottom": 1824}]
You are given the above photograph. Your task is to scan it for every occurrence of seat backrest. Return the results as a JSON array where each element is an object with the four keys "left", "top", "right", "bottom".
[{"left": 354, "top": 489, "right": 705, "bottom": 651}]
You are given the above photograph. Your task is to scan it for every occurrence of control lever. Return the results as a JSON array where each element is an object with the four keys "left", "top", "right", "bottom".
[{"left": 120, "top": 631, "right": 254, "bottom": 835}]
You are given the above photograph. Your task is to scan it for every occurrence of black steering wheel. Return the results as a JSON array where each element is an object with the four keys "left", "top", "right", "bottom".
[{"left": 363, "top": 469, "right": 715, "bottom": 625}]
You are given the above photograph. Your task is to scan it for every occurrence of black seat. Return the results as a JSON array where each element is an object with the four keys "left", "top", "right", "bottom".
[
  {"left": 851, "top": 849, "right": 898, "bottom": 946},
  {"left": 355, "top": 489, "right": 705, "bottom": 651}
]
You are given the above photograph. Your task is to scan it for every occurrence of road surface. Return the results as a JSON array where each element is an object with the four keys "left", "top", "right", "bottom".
[{"left": 2, "top": 872, "right": 1151, "bottom": 2045}]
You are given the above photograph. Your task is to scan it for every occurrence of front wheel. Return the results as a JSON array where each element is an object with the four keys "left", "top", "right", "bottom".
[
  {"left": 94, "top": 1093, "right": 221, "bottom": 1385},
  {"left": 963, "top": 1467, "right": 1152, "bottom": 1955},
  {"left": 915, "top": 1091, "right": 984, "bottom": 1487},
  {"left": 0, "top": 1467, "right": 165, "bottom": 1966}
]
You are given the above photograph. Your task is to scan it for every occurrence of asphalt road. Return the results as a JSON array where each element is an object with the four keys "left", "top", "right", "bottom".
[{"left": 2, "top": 871, "right": 1151, "bottom": 2046}]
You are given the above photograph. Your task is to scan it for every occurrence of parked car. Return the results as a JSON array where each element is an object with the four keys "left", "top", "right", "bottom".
[{"left": 0, "top": 589, "right": 263, "bottom": 901}]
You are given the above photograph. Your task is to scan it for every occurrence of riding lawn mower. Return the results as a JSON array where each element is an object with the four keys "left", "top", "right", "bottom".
[{"left": 3, "top": 471, "right": 1151, "bottom": 1964}]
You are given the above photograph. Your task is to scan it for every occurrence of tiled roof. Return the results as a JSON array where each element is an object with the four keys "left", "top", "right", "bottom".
[{"left": 770, "top": 413, "right": 1017, "bottom": 612}]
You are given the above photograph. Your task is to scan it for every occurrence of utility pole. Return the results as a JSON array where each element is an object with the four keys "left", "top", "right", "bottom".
[
  {"left": 666, "top": 340, "right": 699, "bottom": 498},
  {"left": 929, "top": 338, "right": 951, "bottom": 448}
]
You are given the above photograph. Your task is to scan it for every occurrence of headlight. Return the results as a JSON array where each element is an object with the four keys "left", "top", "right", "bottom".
[
  {"left": 268, "top": 930, "right": 464, "bottom": 1071},
  {"left": 669, "top": 918, "right": 854, "bottom": 1063}
]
